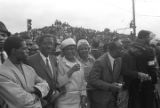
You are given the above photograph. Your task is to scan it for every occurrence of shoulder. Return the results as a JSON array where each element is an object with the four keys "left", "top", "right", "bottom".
[
  {"left": 93, "top": 54, "right": 107, "bottom": 67},
  {"left": 57, "top": 55, "right": 63, "bottom": 63},
  {"left": 0, "top": 65, "right": 14, "bottom": 80},
  {"left": 27, "top": 53, "right": 40, "bottom": 65},
  {"left": 0, "top": 65, "right": 8, "bottom": 73},
  {"left": 97, "top": 53, "right": 108, "bottom": 62},
  {"left": 88, "top": 54, "right": 95, "bottom": 62},
  {"left": 23, "top": 63, "right": 35, "bottom": 71},
  {"left": 28, "top": 53, "right": 39, "bottom": 60}
]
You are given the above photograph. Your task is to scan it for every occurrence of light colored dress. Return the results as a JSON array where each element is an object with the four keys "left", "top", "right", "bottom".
[{"left": 57, "top": 56, "right": 84, "bottom": 108}]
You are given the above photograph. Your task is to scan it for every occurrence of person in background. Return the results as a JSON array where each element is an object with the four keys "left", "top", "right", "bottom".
[
  {"left": 0, "top": 21, "right": 12, "bottom": 108},
  {"left": 91, "top": 37, "right": 102, "bottom": 59},
  {"left": 88, "top": 39, "right": 124, "bottom": 108},
  {"left": 29, "top": 43, "right": 39, "bottom": 55},
  {"left": 0, "top": 21, "right": 10, "bottom": 65},
  {"left": 56, "top": 38, "right": 84, "bottom": 108},
  {"left": 122, "top": 30, "right": 158, "bottom": 108},
  {"left": 27, "top": 34, "right": 58, "bottom": 108},
  {"left": 25, "top": 38, "right": 33, "bottom": 53},
  {"left": 0, "top": 36, "right": 49, "bottom": 108},
  {"left": 77, "top": 39, "right": 95, "bottom": 108}
]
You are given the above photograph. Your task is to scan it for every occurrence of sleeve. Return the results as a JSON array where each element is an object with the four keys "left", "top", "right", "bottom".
[
  {"left": 0, "top": 74, "right": 40, "bottom": 108},
  {"left": 146, "top": 48, "right": 157, "bottom": 84},
  {"left": 57, "top": 62, "right": 70, "bottom": 87},
  {"left": 34, "top": 74, "right": 50, "bottom": 98},
  {"left": 88, "top": 60, "right": 116, "bottom": 91},
  {"left": 121, "top": 53, "right": 139, "bottom": 79},
  {"left": 0, "top": 85, "right": 22, "bottom": 108},
  {"left": 80, "top": 67, "right": 87, "bottom": 96},
  {"left": 81, "top": 78, "right": 87, "bottom": 96}
]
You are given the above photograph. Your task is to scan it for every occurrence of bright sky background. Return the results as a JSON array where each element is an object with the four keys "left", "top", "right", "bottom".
[{"left": 0, "top": 0, "right": 160, "bottom": 37}]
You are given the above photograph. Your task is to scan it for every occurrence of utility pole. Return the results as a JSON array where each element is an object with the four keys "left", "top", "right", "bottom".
[
  {"left": 27, "top": 19, "right": 32, "bottom": 38},
  {"left": 132, "top": 0, "right": 136, "bottom": 37}
]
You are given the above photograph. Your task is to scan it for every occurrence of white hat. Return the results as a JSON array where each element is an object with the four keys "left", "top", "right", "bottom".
[
  {"left": 77, "top": 39, "right": 90, "bottom": 49},
  {"left": 61, "top": 38, "right": 76, "bottom": 50}
]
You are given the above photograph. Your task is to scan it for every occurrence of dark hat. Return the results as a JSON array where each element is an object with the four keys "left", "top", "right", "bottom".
[{"left": 0, "top": 21, "right": 11, "bottom": 36}]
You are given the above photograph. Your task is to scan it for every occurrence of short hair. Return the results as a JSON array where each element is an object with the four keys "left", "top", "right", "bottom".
[
  {"left": 103, "top": 42, "right": 109, "bottom": 52},
  {"left": 4, "top": 36, "right": 24, "bottom": 56},
  {"left": 108, "top": 40, "right": 123, "bottom": 51},
  {"left": 138, "top": 30, "right": 151, "bottom": 39},
  {"left": 36, "top": 34, "right": 56, "bottom": 46},
  {"left": 0, "top": 21, "right": 11, "bottom": 36}
]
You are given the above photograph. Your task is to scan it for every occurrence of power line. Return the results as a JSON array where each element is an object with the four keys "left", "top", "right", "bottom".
[
  {"left": 108, "top": 1, "right": 160, "bottom": 18},
  {"left": 137, "top": 14, "right": 160, "bottom": 18}
]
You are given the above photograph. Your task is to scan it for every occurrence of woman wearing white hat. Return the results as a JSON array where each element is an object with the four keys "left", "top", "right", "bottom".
[{"left": 56, "top": 38, "right": 84, "bottom": 108}]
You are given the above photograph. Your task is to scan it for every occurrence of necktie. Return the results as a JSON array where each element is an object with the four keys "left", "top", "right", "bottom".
[
  {"left": 0, "top": 51, "right": 4, "bottom": 63},
  {"left": 46, "top": 58, "right": 52, "bottom": 76},
  {"left": 113, "top": 59, "right": 116, "bottom": 71}
]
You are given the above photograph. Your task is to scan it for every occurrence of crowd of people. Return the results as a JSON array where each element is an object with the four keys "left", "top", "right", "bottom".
[{"left": 1, "top": 20, "right": 160, "bottom": 108}]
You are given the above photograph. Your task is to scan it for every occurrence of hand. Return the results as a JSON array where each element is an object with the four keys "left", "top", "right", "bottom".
[
  {"left": 110, "top": 82, "right": 123, "bottom": 93},
  {"left": 81, "top": 95, "right": 87, "bottom": 108},
  {"left": 112, "top": 82, "right": 123, "bottom": 89},
  {"left": 68, "top": 63, "right": 80, "bottom": 77},
  {"left": 138, "top": 72, "right": 151, "bottom": 82},
  {"left": 49, "top": 90, "right": 60, "bottom": 103},
  {"left": 70, "top": 63, "right": 80, "bottom": 72}
]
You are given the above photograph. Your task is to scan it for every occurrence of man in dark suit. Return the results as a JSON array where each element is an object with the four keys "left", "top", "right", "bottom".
[
  {"left": 88, "top": 39, "right": 124, "bottom": 108},
  {"left": 27, "top": 34, "right": 58, "bottom": 108},
  {"left": 122, "top": 30, "right": 157, "bottom": 108}
]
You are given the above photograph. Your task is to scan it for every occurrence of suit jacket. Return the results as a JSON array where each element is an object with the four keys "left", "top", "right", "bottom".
[
  {"left": 0, "top": 59, "right": 49, "bottom": 108},
  {"left": 88, "top": 53, "right": 122, "bottom": 108},
  {"left": 27, "top": 53, "right": 58, "bottom": 104}
]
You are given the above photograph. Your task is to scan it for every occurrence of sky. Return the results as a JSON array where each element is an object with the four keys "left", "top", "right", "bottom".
[{"left": 0, "top": 0, "right": 160, "bottom": 37}]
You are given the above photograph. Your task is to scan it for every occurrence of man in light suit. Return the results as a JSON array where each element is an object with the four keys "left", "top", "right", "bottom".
[
  {"left": 0, "top": 36, "right": 49, "bottom": 108},
  {"left": 88, "top": 39, "right": 124, "bottom": 108},
  {"left": 27, "top": 34, "right": 58, "bottom": 108}
]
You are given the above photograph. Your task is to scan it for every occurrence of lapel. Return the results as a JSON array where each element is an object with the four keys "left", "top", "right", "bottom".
[
  {"left": 4, "top": 59, "right": 27, "bottom": 89},
  {"left": 113, "top": 58, "right": 122, "bottom": 81},
  {"left": 37, "top": 53, "right": 53, "bottom": 79},
  {"left": 105, "top": 53, "right": 113, "bottom": 80},
  {"left": 36, "top": 54, "right": 57, "bottom": 91}
]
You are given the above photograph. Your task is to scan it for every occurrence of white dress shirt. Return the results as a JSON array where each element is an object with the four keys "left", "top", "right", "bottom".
[
  {"left": 39, "top": 52, "right": 53, "bottom": 76},
  {"left": 107, "top": 52, "right": 115, "bottom": 71}
]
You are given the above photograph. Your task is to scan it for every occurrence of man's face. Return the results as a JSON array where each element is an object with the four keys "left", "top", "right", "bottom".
[
  {"left": 39, "top": 37, "right": 55, "bottom": 56},
  {"left": 15, "top": 41, "right": 29, "bottom": 62},
  {"left": 113, "top": 40, "right": 124, "bottom": 58},
  {"left": 0, "top": 31, "right": 8, "bottom": 49},
  {"left": 26, "top": 39, "right": 33, "bottom": 50},
  {"left": 148, "top": 33, "right": 156, "bottom": 45}
]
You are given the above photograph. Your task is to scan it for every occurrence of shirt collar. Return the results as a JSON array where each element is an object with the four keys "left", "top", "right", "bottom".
[
  {"left": 39, "top": 52, "right": 49, "bottom": 64},
  {"left": 107, "top": 52, "right": 115, "bottom": 61}
]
